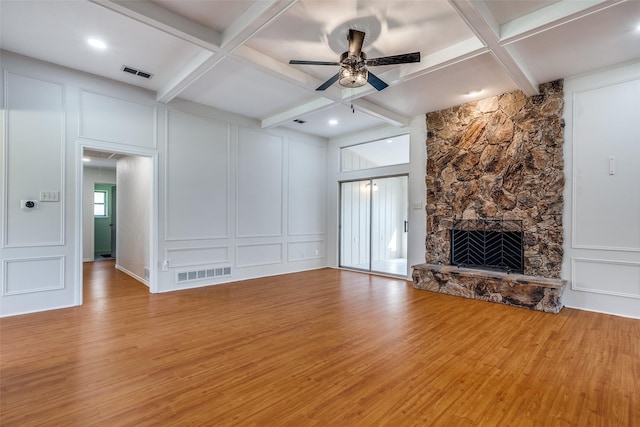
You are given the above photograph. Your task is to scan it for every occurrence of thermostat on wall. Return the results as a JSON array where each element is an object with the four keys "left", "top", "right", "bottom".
[{"left": 21, "top": 200, "right": 39, "bottom": 210}]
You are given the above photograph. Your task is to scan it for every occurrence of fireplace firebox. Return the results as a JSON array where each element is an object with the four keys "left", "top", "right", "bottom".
[{"left": 450, "top": 218, "right": 524, "bottom": 274}]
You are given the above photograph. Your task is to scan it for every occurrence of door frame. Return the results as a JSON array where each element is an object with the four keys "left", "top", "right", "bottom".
[
  {"left": 75, "top": 141, "right": 159, "bottom": 303},
  {"left": 338, "top": 173, "right": 409, "bottom": 277}
]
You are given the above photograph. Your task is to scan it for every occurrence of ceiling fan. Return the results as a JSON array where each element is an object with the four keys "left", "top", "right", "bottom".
[{"left": 289, "top": 29, "right": 420, "bottom": 92}]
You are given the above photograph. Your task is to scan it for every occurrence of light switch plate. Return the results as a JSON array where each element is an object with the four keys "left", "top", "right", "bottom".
[{"left": 40, "top": 191, "right": 59, "bottom": 202}]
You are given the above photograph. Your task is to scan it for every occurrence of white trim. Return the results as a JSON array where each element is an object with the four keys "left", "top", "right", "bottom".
[
  {"left": 571, "top": 257, "right": 640, "bottom": 299},
  {"left": 76, "top": 140, "right": 159, "bottom": 302},
  {"left": 3, "top": 256, "right": 65, "bottom": 296},
  {"left": 563, "top": 303, "right": 640, "bottom": 320},
  {"left": 235, "top": 242, "right": 284, "bottom": 268},
  {"left": 163, "top": 108, "right": 232, "bottom": 241},
  {"left": 572, "top": 244, "right": 640, "bottom": 253},
  {"left": 235, "top": 128, "right": 285, "bottom": 239},
  {"left": 2, "top": 70, "right": 66, "bottom": 248},
  {"left": 78, "top": 89, "right": 157, "bottom": 149},
  {"left": 115, "top": 263, "right": 149, "bottom": 287},
  {"left": 165, "top": 245, "right": 231, "bottom": 268}
]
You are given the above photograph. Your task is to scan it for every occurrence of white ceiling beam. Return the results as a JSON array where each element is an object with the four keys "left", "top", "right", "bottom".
[
  {"left": 233, "top": 45, "right": 323, "bottom": 90},
  {"left": 89, "top": 0, "right": 221, "bottom": 51},
  {"left": 260, "top": 36, "right": 487, "bottom": 129},
  {"left": 500, "top": 0, "right": 626, "bottom": 45},
  {"left": 156, "top": 51, "right": 223, "bottom": 103},
  {"left": 90, "top": 0, "right": 229, "bottom": 103},
  {"left": 221, "top": 0, "right": 300, "bottom": 52},
  {"left": 351, "top": 99, "right": 409, "bottom": 128},
  {"left": 94, "top": 0, "right": 303, "bottom": 103},
  {"left": 449, "top": 0, "right": 539, "bottom": 96},
  {"left": 331, "top": 37, "right": 487, "bottom": 101},
  {"left": 261, "top": 98, "right": 336, "bottom": 129}
]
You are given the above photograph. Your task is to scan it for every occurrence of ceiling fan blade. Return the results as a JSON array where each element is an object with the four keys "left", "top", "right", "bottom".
[
  {"left": 316, "top": 73, "right": 340, "bottom": 91},
  {"left": 367, "top": 72, "right": 388, "bottom": 91},
  {"left": 366, "top": 52, "right": 421, "bottom": 67},
  {"left": 290, "top": 60, "right": 341, "bottom": 66},
  {"left": 348, "top": 29, "right": 365, "bottom": 57}
]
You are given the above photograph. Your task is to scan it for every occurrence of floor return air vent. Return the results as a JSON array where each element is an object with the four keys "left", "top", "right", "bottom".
[{"left": 176, "top": 267, "right": 231, "bottom": 283}]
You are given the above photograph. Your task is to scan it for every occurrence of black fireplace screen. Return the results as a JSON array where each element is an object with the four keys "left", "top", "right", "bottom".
[{"left": 450, "top": 219, "right": 524, "bottom": 274}]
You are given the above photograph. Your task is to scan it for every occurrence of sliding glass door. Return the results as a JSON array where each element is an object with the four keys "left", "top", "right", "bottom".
[{"left": 340, "top": 176, "right": 408, "bottom": 276}]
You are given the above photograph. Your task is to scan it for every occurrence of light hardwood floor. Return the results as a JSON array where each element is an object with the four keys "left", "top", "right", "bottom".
[{"left": 1, "top": 260, "right": 639, "bottom": 426}]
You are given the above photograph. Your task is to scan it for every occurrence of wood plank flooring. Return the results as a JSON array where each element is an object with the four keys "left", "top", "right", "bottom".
[{"left": 1, "top": 260, "right": 639, "bottom": 426}]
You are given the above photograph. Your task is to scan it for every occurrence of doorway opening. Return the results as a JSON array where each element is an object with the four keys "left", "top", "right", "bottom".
[
  {"left": 94, "top": 183, "right": 117, "bottom": 260},
  {"left": 339, "top": 175, "right": 408, "bottom": 277},
  {"left": 78, "top": 145, "right": 157, "bottom": 304}
]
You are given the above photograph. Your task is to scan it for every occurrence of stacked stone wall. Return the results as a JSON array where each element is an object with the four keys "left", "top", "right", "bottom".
[{"left": 425, "top": 80, "right": 564, "bottom": 278}]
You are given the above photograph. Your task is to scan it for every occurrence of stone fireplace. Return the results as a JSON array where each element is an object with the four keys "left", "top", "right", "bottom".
[{"left": 412, "top": 80, "right": 567, "bottom": 313}]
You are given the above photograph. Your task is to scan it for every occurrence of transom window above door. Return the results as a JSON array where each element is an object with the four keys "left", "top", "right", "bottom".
[{"left": 340, "top": 134, "right": 409, "bottom": 172}]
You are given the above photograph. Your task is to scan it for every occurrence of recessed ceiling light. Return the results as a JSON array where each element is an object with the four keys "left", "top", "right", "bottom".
[
  {"left": 466, "top": 89, "right": 482, "bottom": 96},
  {"left": 82, "top": 157, "right": 91, "bottom": 162},
  {"left": 386, "top": 139, "right": 393, "bottom": 143},
  {"left": 329, "top": 119, "right": 338, "bottom": 126},
  {"left": 87, "top": 38, "right": 107, "bottom": 50}
]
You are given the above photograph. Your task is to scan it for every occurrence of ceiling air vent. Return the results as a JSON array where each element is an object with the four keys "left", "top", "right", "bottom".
[{"left": 122, "top": 65, "right": 153, "bottom": 79}]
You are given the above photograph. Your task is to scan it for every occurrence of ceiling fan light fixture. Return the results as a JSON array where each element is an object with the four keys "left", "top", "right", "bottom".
[{"left": 339, "top": 62, "right": 368, "bottom": 88}]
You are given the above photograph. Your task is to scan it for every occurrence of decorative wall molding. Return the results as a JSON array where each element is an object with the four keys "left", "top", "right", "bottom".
[
  {"left": 3, "top": 71, "right": 65, "bottom": 248},
  {"left": 79, "top": 89, "right": 157, "bottom": 148},
  {"left": 165, "top": 245, "right": 230, "bottom": 268},
  {"left": 235, "top": 128, "right": 284, "bottom": 238},
  {"left": 571, "top": 79, "right": 640, "bottom": 252},
  {"left": 164, "top": 108, "right": 231, "bottom": 241},
  {"left": 3, "top": 256, "right": 65, "bottom": 296},
  {"left": 571, "top": 257, "right": 640, "bottom": 299},
  {"left": 287, "top": 240, "right": 324, "bottom": 262},
  {"left": 235, "top": 242, "right": 284, "bottom": 268}
]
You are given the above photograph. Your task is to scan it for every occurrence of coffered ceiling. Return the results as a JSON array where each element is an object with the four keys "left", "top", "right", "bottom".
[{"left": 1, "top": 0, "right": 639, "bottom": 138}]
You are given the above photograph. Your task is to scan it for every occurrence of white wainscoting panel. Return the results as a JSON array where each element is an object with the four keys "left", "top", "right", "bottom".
[
  {"left": 288, "top": 240, "right": 324, "bottom": 262},
  {"left": 79, "top": 90, "right": 156, "bottom": 148},
  {"left": 165, "top": 110, "right": 230, "bottom": 240},
  {"left": 236, "top": 243, "right": 283, "bottom": 268},
  {"left": 166, "top": 246, "right": 230, "bottom": 268},
  {"left": 572, "top": 258, "right": 640, "bottom": 299},
  {"left": 288, "top": 140, "right": 326, "bottom": 236},
  {"left": 4, "top": 72, "right": 64, "bottom": 247},
  {"left": 3, "top": 256, "right": 65, "bottom": 295},
  {"left": 236, "top": 129, "right": 283, "bottom": 237},
  {"left": 572, "top": 79, "right": 640, "bottom": 251}
]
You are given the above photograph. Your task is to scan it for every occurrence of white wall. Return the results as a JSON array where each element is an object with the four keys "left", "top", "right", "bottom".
[
  {"left": 327, "top": 117, "right": 427, "bottom": 278},
  {"left": 1, "top": 51, "right": 328, "bottom": 316},
  {"left": 116, "top": 156, "right": 152, "bottom": 285},
  {"left": 157, "top": 101, "right": 327, "bottom": 292},
  {"left": 82, "top": 166, "right": 116, "bottom": 261},
  {"left": 0, "top": 51, "right": 158, "bottom": 316},
  {"left": 562, "top": 60, "right": 640, "bottom": 319}
]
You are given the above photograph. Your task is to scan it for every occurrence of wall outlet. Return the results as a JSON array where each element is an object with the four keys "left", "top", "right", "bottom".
[{"left": 21, "top": 200, "right": 39, "bottom": 210}]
